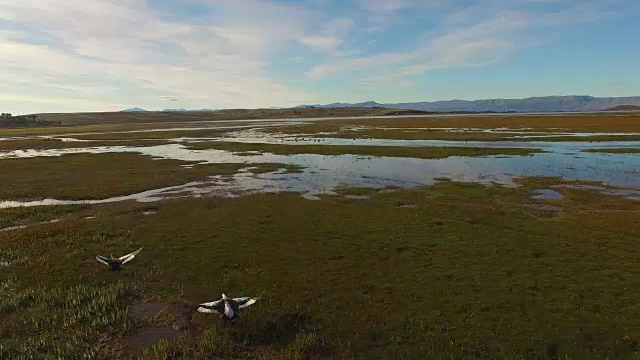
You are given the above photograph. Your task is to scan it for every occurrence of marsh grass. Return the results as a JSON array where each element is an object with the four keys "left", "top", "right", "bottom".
[
  {"left": 264, "top": 114, "right": 640, "bottom": 141},
  {"left": 330, "top": 130, "right": 640, "bottom": 142},
  {"left": 0, "top": 138, "right": 169, "bottom": 151},
  {"left": 326, "top": 114, "right": 640, "bottom": 132},
  {"left": 0, "top": 153, "right": 297, "bottom": 200},
  {"left": 0, "top": 122, "right": 209, "bottom": 137},
  {"left": 1, "top": 177, "right": 639, "bottom": 358},
  {"left": 582, "top": 148, "right": 640, "bottom": 154},
  {"left": 74, "top": 128, "right": 230, "bottom": 141},
  {"left": 0, "top": 279, "right": 134, "bottom": 359},
  {"left": 0, "top": 205, "right": 87, "bottom": 229},
  {"left": 186, "top": 141, "right": 541, "bottom": 158}
]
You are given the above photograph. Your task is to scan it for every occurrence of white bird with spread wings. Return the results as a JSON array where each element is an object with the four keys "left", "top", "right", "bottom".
[
  {"left": 95, "top": 247, "right": 143, "bottom": 272},
  {"left": 197, "top": 293, "right": 258, "bottom": 320}
]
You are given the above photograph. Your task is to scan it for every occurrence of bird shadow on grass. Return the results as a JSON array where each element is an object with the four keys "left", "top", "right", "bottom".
[{"left": 236, "top": 312, "right": 315, "bottom": 346}]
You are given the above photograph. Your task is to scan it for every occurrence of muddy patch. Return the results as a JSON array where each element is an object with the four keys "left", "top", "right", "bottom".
[
  {"left": 125, "top": 302, "right": 196, "bottom": 352},
  {"left": 129, "top": 302, "right": 193, "bottom": 324},
  {"left": 130, "top": 302, "right": 170, "bottom": 321},
  {"left": 125, "top": 327, "right": 180, "bottom": 349}
]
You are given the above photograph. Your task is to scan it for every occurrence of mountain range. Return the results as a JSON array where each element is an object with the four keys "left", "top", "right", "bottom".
[
  {"left": 121, "top": 96, "right": 640, "bottom": 114},
  {"left": 295, "top": 96, "right": 640, "bottom": 113},
  {"left": 121, "top": 108, "right": 215, "bottom": 112}
]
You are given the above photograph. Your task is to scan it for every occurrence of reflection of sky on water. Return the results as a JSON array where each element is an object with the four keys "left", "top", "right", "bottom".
[{"left": 0, "top": 137, "right": 638, "bottom": 208}]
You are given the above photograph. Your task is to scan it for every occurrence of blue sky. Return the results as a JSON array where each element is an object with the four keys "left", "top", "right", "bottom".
[{"left": 0, "top": 0, "right": 638, "bottom": 114}]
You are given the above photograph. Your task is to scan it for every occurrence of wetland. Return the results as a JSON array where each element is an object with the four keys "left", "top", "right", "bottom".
[{"left": 1, "top": 111, "right": 639, "bottom": 359}]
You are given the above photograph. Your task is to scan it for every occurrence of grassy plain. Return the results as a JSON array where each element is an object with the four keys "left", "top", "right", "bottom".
[
  {"left": 187, "top": 141, "right": 541, "bottom": 158},
  {"left": 1, "top": 178, "right": 640, "bottom": 359}
]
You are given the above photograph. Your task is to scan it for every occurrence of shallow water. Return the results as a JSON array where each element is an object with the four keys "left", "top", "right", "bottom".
[
  {"left": 0, "top": 138, "right": 638, "bottom": 208},
  {"left": 532, "top": 189, "right": 564, "bottom": 200},
  {"left": 343, "top": 126, "right": 640, "bottom": 139},
  {"left": 0, "top": 219, "right": 59, "bottom": 232},
  {"left": 1, "top": 120, "right": 639, "bottom": 208},
  {"left": 204, "top": 129, "right": 640, "bottom": 151}
]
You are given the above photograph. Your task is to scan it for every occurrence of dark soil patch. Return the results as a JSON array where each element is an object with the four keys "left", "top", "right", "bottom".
[{"left": 124, "top": 326, "right": 180, "bottom": 349}]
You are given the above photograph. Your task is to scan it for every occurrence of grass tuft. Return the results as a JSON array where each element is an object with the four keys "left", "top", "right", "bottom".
[{"left": 0, "top": 280, "right": 134, "bottom": 359}]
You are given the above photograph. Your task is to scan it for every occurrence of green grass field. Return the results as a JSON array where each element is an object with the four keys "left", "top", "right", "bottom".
[{"left": 2, "top": 178, "right": 640, "bottom": 359}]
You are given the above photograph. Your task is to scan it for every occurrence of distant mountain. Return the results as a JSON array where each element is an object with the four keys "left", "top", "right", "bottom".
[
  {"left": 297, "top": 101, "right": 385, "bottom": 109},
  {"left": 296, "top": 96, "right": 640, "bottom": 113},
  {"left": 162, "top": 108, "right": 215, "bottom": 112},
  {"left": 120, "top": 107, "right": 215, "bottom": 112},
  {"left": 603, "top": 104, "right": 640, "bottom": 111},
  {"left": 121, "top": 107, "right": 146, "bottom": 112}
]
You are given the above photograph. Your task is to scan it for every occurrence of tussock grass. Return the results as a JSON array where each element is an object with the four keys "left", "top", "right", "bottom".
[{"left": 0, "top": 280, "right": 133, "bottom": 359}]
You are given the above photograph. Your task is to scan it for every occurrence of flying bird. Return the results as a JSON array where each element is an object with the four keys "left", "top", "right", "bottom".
[
  {"left": 197, "top": 293, "right": 258, "bottom": 320},
  {"left": 95, "top": 247, "right": 143, "bottom": 272}
]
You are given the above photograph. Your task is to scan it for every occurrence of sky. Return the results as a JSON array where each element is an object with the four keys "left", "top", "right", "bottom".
[{"left": 1, "top": 0, "right": 639, "bottom": 114}]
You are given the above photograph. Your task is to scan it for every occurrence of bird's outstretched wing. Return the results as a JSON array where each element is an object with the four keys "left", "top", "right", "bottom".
[
  {"left": 96, "top": 255, "right": 111, "bottom": 266},
  {"left": 233, "top": 297, "right": 258, "bottom": 309},
  {"left": 197, "top": 300, "right": 224, "bottom": 314},
  {"left": 118, "top": 247, "right": 143, "bottom": 264}
]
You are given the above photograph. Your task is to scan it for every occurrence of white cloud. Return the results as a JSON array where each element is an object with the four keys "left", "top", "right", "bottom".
[
  {"left": 305, "top": 0, "right": 625, "bottom": 86},
  {"left": 0, "top": 0, "right": 320, "bottom": 113},
  {"left": 298, "top": 18, "right": 354, "bottom": 53}
]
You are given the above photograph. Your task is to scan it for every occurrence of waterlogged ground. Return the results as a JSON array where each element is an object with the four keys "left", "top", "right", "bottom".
[{"left": 1, "top": 112, "right": 640, "bottom": 359}]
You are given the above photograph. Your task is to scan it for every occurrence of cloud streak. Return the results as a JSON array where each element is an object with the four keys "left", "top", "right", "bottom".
[{"left": 306, "top": 0, "right": 632, "bottom": 86}]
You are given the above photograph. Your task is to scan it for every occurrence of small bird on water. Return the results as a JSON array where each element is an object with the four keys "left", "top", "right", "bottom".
[
  {"left": 95, "top": 247, "right": 143, "bottom": 272},
  {"left": 197, "top": 293, "right": 258, "bottom": 320}
]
